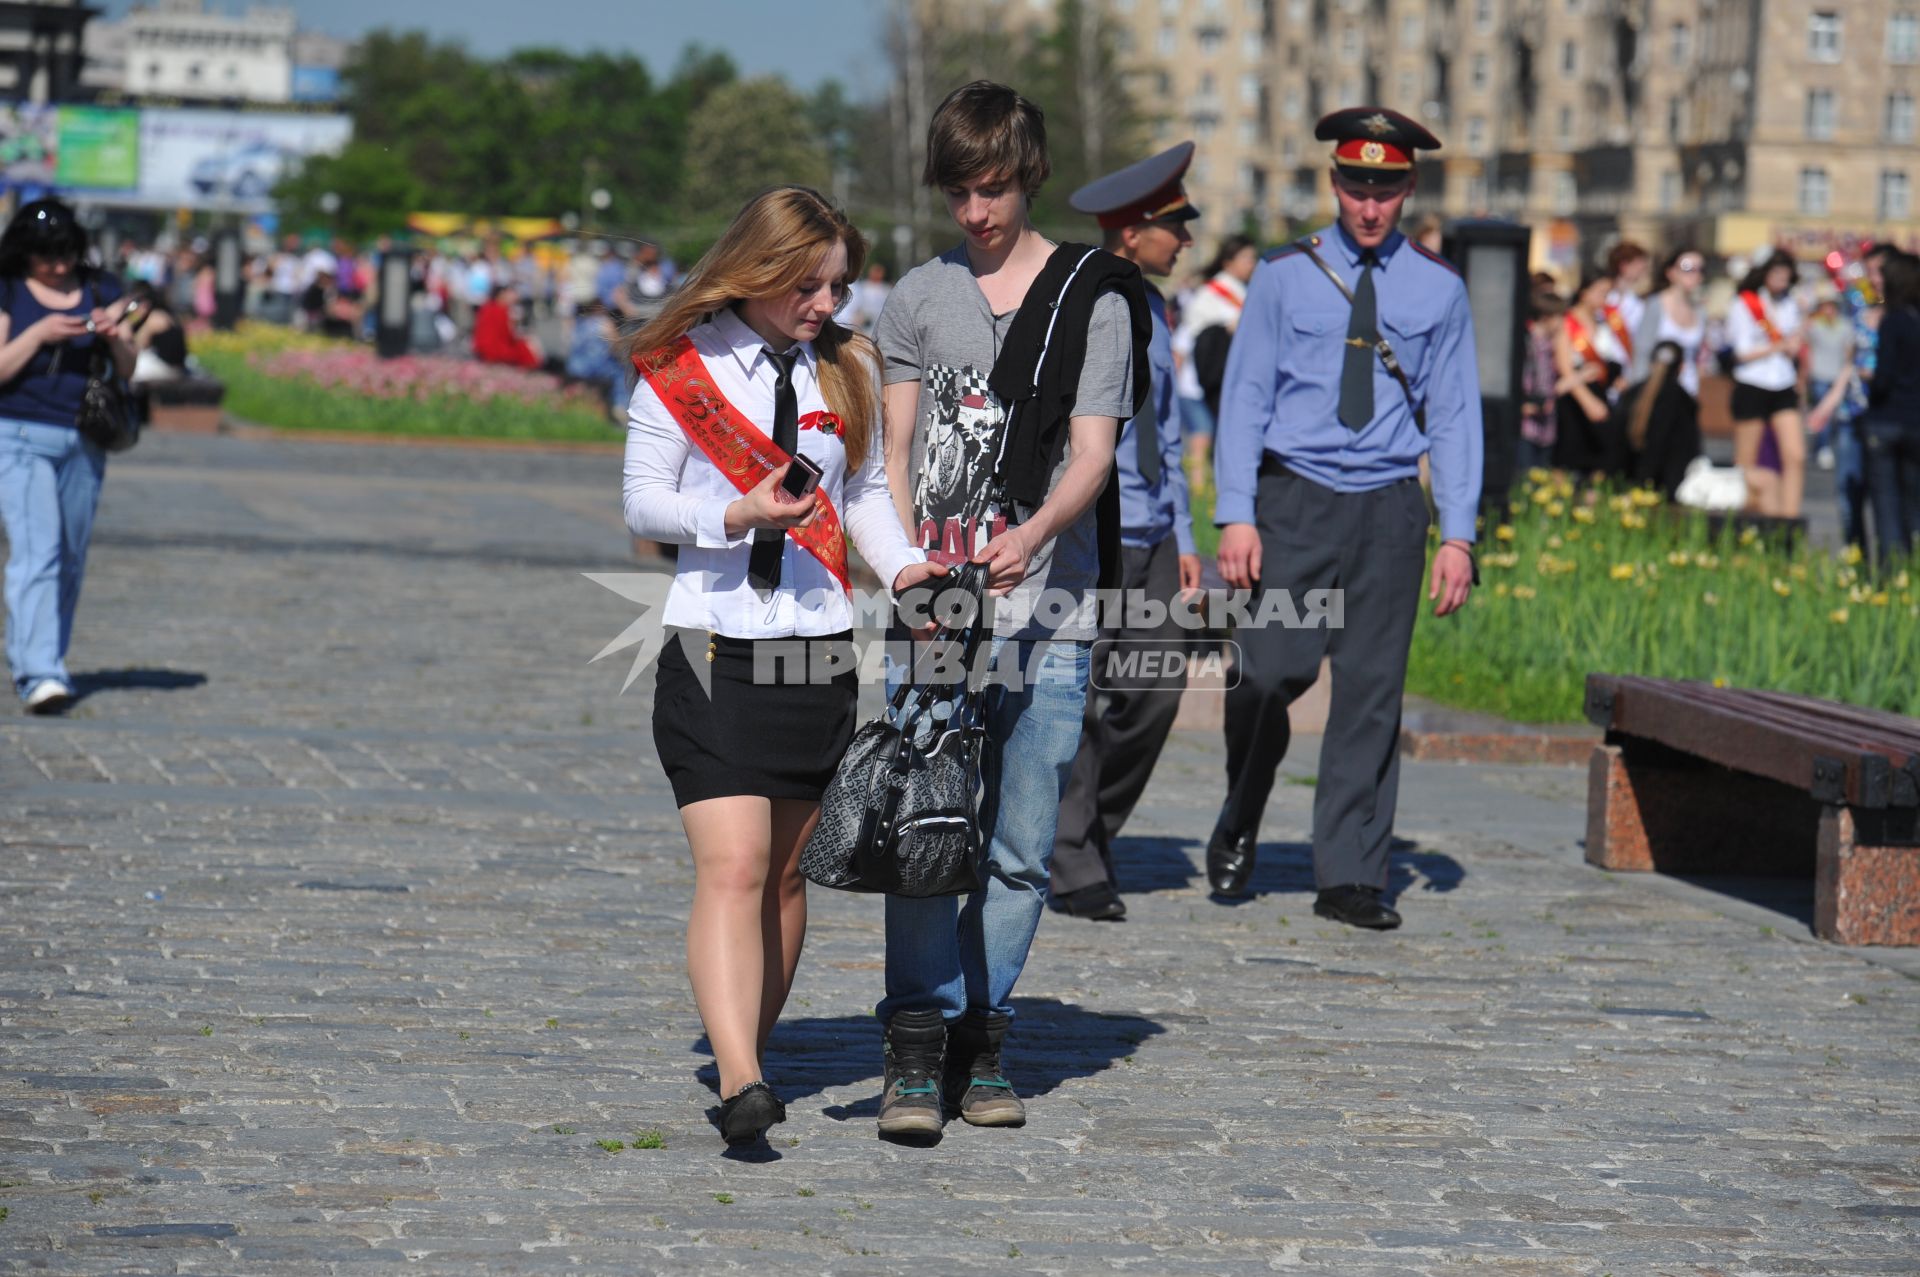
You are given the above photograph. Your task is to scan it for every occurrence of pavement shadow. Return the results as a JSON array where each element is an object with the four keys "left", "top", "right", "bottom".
[
  {"left": 1111, "top": 835, "right": 1466, "bottom": 906},
  {"left": 70, "top": 668, "right": 207, "bottom": 705},
  {"left": 1666, "top": 873, "right": 1817, "bottom": 932},
  {"left": 694, "top": 997, "right": 1165, "bottom": 1120}
]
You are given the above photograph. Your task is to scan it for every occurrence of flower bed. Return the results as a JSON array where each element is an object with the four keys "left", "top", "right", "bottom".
[
  {"left": 193, "top": 324, "right": 617, "bottom": 443},
  {"left": 1407, "top": 472, "right": 1918, "bottom": 723}
]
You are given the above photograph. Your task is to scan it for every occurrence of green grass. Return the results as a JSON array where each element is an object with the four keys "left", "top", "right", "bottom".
[
  {"left": 195, "top": 348, "right": 619, "bottom": 444},
  {"left": 1406, "top": 478, "right": 1918, "bottom": 722}
]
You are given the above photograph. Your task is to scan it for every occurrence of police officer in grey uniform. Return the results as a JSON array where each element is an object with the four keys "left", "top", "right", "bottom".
[
  {"left": 1049, "top": 143, "right": 1204, "bottom": 921},
  {"left": 1207, "top": 107, "right": 1483, "bottom": 928}
]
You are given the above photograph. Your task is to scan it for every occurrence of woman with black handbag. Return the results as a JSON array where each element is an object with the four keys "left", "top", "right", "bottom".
[
  {"left": 0, "top": 199, "right": 135, "bottom": 716},
  {"left": 620, "top": 187, "right": 944, "bottom": 1145}
]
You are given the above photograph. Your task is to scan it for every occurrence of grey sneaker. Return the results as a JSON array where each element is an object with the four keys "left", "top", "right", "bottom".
[
  {"left": 877, "top": 1009, "right": 946, "bottom": 1139},
  {"left": 944, "top": 1009, "right": 1024, "bottom": 1127}
]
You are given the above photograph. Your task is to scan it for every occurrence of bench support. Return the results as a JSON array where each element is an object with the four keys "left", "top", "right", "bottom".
[
  {"left": 1589, "top": 742, "right": 1920, "bottom": 946},
  {"left": 1817, "top": 806, "right": 1920, "bottom": 946}
]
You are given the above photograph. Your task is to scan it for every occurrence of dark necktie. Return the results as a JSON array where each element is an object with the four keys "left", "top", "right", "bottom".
[
  {"left": 1135, "top": 404, "right": 1162, "bottom": 486},
  {"left": 748, "top": 347, "right": 799, "bottom": 593},
  {"left": 1338, "top": 249, "right": 1378, "bottom": 432}
]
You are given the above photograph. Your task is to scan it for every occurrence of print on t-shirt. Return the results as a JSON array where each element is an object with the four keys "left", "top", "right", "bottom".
[{"left": 915, "top": 362, "right": 1009, "bottom": 564}]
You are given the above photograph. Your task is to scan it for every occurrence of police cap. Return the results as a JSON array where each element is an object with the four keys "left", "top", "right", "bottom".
[
  {"left": 1314, "top": 107, "right": 1441, "bottom": 186},
  {"left": 1068, "top": 141, "right": 1202, "bottom": 230}
]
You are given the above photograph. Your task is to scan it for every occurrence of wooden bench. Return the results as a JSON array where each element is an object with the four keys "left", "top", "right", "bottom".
[
  {"left": 141, "top": 377, "right": 227, "bottom": 435},
  {"left": 1583, "top": 673, "right": 1920, "bottom": 946}
]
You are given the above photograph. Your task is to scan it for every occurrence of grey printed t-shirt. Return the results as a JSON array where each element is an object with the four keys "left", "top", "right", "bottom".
[{"left": 875, "top": 245, "right": 1134, "bottom": 640}]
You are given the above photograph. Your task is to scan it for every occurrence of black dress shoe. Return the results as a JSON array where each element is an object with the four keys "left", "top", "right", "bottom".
[
  {"left": 717, "top": 1081, "right": 786, "bottom": 1145},
  {"left": 1313, "top": 884, "right": 1401, "bottom": 930},
  {"left": 1206, "top": 822, "right": 1257, "bottom": 898},
  {"left": 1052, "top": 881, "right": 1127, "bottom": 920}
]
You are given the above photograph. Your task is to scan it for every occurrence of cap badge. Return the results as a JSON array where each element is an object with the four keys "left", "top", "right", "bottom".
[
  {"left": 1362, "top": 113, "right": 1394, "bottom": 137},
  {"left": 1360, "top": 141, "right": 1386, "bottom": 163}
]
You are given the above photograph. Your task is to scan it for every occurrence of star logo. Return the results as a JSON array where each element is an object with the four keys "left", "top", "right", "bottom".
[
  {"left": 1362, "top": 113, "right": 1394, "bottom": 137},
  {"left": 583, "top": 570, "right": 713, "bottom": 698}
]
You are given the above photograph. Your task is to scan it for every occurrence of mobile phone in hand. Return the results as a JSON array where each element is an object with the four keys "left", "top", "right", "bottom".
[{"left": 777, "top": 454, "right": 823, "bottom": 502}]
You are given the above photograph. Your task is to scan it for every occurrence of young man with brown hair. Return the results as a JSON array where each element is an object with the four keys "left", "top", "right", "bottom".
[{"left": 872, "top": 80, "right": 1146, "bottom": 1138}]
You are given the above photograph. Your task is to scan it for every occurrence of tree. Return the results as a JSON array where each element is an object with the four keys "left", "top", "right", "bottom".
[
  {"left": 681, "top": 77, "right": 831, "bottom": 222},
  {"left": 273, "top": 140, "right": 422, "bottom": 241}
]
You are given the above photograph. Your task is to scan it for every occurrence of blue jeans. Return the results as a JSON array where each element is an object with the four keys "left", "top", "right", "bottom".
[
  {"left": 1177, "top": 395, "right": 1215, "bottom": 439},
  {"left": 0, "top": 420, "right": 106, "bottom": 698},
  {"left": 1835, "top": 416, "right": 1867, "bottom": 551},
  {"left": 1862, "top": 413, "right": 1920, "bottom": 567},
  {"left": 880, "top": 637, "right": 1090, "bottom": 1023}
]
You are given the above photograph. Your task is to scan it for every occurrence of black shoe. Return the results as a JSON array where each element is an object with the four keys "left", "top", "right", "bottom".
[
  {"left": 877, "top": 1009, "right": 946, "bottom": 1139},
  {"left": 943, "top": 1009, "right": 1024, "bottom": 1127},
  {"left": 717, "top": 1080, "right": 785, "bottom": 1145},
  {"left": 1051, "top": 881, "right": 1126, "bottom": 920},
  {"left": 1313, "top": 884, "right": 1402, "bottom": 930},
  {"left": 1206, "top": 821, "right": 1257, "bottom": 898}
]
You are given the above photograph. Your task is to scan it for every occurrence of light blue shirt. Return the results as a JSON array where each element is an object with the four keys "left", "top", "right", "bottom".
[
  {"left": 1116, "top": 290, "right": 1195, "bottom": 554},
  {"left": 1212, "top": 223, "right": 1484, "bottom": 543}
]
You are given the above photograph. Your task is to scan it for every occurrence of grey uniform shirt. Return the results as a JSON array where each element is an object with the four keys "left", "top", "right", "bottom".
[{"left": 876, "top": 245, "right": 1134, "bottom": 640}]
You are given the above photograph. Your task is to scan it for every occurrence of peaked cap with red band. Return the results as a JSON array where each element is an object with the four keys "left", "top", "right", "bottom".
[
  {"left": 1068, "top": 140, "right": 1203, "bottom": 230},
  {"left": 1315, "top": 107, "right": 1441, "bottom": 186}
]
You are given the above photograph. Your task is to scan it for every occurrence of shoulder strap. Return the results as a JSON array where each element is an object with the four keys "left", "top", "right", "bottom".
[{"left": 1296, "top": 240, "right": 1427, "bottom": 435}]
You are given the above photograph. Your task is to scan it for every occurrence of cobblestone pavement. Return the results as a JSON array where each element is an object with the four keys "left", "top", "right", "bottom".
[{"left": 1, "top": 433, "right": 1916, "bottom": 1275}]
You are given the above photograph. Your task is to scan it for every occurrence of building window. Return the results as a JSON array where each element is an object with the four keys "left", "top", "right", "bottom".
[
  {"left": 1242, "top": 30, "right": 1263, "bottom": 59},
  {"left": 1401, "top": 12, "right": 1421, "bottom": 43},
  {"left": 1398, "top": 70, "right": 1417, "bottom": 102},
  {"left": 1889, "top": 91, "right": 1917, "bottom": 142},
  {"left": 1808, "top": 11, "right": 1843, "bottom": 62},
  {"left": 1467, "top": 115, "right": 1487, "bottom": 155},
  {"left": 1667, "top": 96, "right": 1687, "bottom": 140},
  {"left": 1805, "top": 88, "right": 1837, "bottom": 139},
  {"left": 1552, "top": 170, "right": 1577, "bottom": 216},
  {"left": 1161, "top": 0, "right": 1181, "bottom": 13},
  {"left": 1891, "top": 12, "right": 1920, "bottom": 63},
  {"left": 1799, "top": 166, "right": 1832, "bottom": 215},
  {"left": 1882, "top": 169, "right": 1912, "bottom": 220},
  {"left": 1471, "top": 53, "right": 1489, "bottom": 92},
  {"left": 187, "top": 62, "right": 202, "bottom": 80},
  {"left": 1561, "top": 40, "right": 1578, "bottom": 74},
  {"left": 1199, "top": 71, "right": 1217, "bottom": 99},
  {"left": 1473, "top": 0, "right": 1493, "bottom": 34},
  {"left": 1194, "top": 113, "right": 1219, "bottom": 141},
  {"left": 1239, "top": 118, "right": 1258, "bottom": 145},
  {"left": 1157, "top": 71, "right": 1173, "bottom": 95},
  {"left": 1339, "top": 26, "right": 1359, "bottom": 61},
  {"left": 1659, "top": 170, "right": 1681, "bottom": 212},
  {"left": 1240, "top": 72, "right": 1260, "bottom": 105},
  {"left": 1671, "top": 22, "right": 1692, "bottom": 67},
  {"left": 1284, "top": 87, "right": 1302, "bottom": 120},
  {"left": 1158, "top": 25, "right": 1177, "bottom": 55},
  {"left": 1557, "top": 105, "right": 1574, "bottom": 143},
  {"left": 1198, "top": 25, "right": 1225, "bottom": 55}
]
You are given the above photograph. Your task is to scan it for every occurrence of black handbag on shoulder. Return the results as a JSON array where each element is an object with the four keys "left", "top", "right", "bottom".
[
  {"left": 77, "top": 338, "right": 139, "bottom": 454},
  {"left": 799, "top": 563, "right": 992, "bottom": 898}
]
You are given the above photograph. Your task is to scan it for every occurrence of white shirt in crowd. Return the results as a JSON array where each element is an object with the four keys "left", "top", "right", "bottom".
[
  {"left": 1725, "top": 290, "right": 1802, "bottom": 392},
  {"left": 1171, "top": 271, "right": 1246, "bottom": 401},
  {"left": 623, "top": 307, "right": 923, "bottom": 638}
]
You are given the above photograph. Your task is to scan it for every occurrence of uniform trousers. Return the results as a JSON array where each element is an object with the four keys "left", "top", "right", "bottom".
[
  {"left": 1051, "top": 535, "right": 1187, "bottom": 894},
  {"left": 1220, "top": 461, "right": 1429, "bottom": 890}
]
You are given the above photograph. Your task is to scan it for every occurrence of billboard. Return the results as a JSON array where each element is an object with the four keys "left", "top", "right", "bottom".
[
  {"left": 0, "top": 104, "right": 60, "bottom": 186},
  {"left": 53, "top": 107, "right": 139, "bottom": 189},
  {"left": 131, "top": 109, "right": 351, "bottom": 212}
]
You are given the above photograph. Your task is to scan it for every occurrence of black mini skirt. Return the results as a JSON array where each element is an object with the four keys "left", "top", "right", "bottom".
[{"left": 652, "top": 629, "right": 858, "bottom": 808}]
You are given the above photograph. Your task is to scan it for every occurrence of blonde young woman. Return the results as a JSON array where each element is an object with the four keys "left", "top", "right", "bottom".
[{"left": 621, "top": 187, "right": 942, "bottom": 1145}]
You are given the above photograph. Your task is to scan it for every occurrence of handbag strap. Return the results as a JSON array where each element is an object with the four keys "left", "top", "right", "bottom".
[{"left": 1296, "top": 240, "right": 1427, "bottom": 434}]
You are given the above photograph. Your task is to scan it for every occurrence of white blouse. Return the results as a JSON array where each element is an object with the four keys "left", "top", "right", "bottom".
[
  {"left": 1172, "top": 272, "right": 1247, "bottom": 401},
  {"left": 622, "top": 307, "right": 923, "bottom": 638},
  {"left": 1725, "top": 290, "right": 1802, "bottom": 392}
]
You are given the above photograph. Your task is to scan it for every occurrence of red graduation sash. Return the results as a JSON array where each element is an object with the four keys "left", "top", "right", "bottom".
[
  {"left": 1205, "top": 278, "right": 1244, "bottom": 309},
  {"left": 1565, "top": 312, "right": 1603, "bottom": 369},
  {"left": 1739, "top": 290, "right": 1783, "bottom": 343},
  {"left": 635, "top": 336, "right": 850, "bottom": 594},
  {"left": 1602, "top": 302, "right": 1634, "bottom": 359}
]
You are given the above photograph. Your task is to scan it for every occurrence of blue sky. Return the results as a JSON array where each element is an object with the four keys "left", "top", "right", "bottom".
[{"left": 94, "top": 0, "right": 888, "bottom": 94}]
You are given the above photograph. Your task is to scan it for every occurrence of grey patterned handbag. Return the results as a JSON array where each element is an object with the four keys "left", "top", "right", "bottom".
[{"left": 800, "top": 563, "right": 990, "bottom": 897}]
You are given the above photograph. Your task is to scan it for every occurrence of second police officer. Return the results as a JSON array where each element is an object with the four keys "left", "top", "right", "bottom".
[
  {"left": 1049, "top": 142, "right": 1205, "bottom": 921},
  {"left": 1208, "top": 107, "right": 1484, "bottom": 929}
]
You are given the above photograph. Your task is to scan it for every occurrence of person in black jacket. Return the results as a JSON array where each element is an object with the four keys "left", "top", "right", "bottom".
[
  {"left": 1862, "top": 249, "right": 1920, "bottom": 566},
  {"left": 872, "top": 80, "right": 1145, "bottom": 1141}
]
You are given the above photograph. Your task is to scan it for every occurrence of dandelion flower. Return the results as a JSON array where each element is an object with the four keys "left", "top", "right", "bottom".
[
  {"left": 1527, "top": 467, "right": 1551, "bottom": 484},
  {"left": 1772, "top": 578, "right": 1792, "bottom": 597},
  {"left": 1547, "top": 500, "right": 1566, "bottom": 518},
  {"left": 1610, "top": 563, "right": 1636, "bottom": 581},
  {"left": 1872, "top": 592, "right": 1890, "bottom": 607},
  {"left": 1667, "top": 551, "right": 1690, "bottom": 567},
  {"left": 1572, "top": 507, "right": 1596, "bottom": 525},
  {"left": 1512, "top": 585, "right": 1537, "bottom": 600},
  {"left": 1829, "top": 607, "right": 1850, "bottom": 624},
  {"left": 1702, "top": 591, "right": 1719, "bottom": 607},
  {"left": 1739, "top": 526, "right": 1760, "bottom": 546},
  {"left": 1842, "top": 544, "right": 1864, "bottom": 567},
  {"left": 1495, "top": 525, "right": 1516, "bottom": 542}
]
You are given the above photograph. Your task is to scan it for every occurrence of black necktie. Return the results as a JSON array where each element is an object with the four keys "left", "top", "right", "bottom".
[
  {"left": 1338, "top": 249, "right": 1377, "bottom": 432},
  {"left": 1135, "top": 394, "right": 1162, "bottom": 486},
  {"left": 748, "top": 347, "right": 799, "bottom": 593}
]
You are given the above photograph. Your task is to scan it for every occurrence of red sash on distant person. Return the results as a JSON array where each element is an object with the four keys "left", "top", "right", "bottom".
[
  {"left": 1601, "top": 302, "right": 1634, "bottom": 360},
  {"left": 635, "top": 337, "right": 850, "bottom": 594},
  {"left": 1205, "top": 278, "right": 1244, "bottom": 309},
  {"left": 1564, "top": 312, "right": 1604, "bottom": 369},
  {"left": 1739, "top": 290, "right": 1783, "bottom": 344}
]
